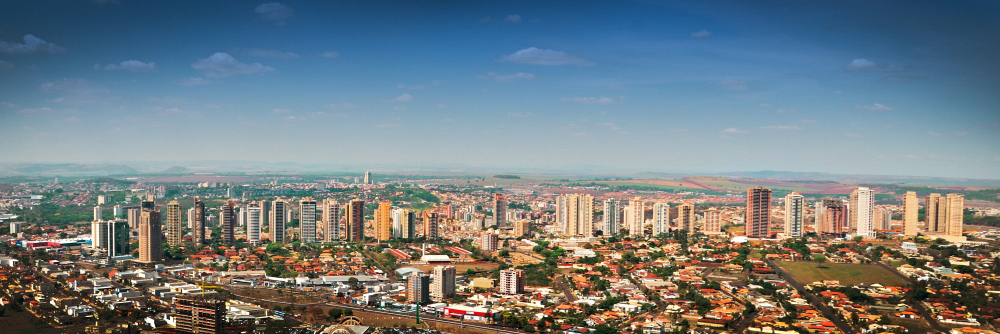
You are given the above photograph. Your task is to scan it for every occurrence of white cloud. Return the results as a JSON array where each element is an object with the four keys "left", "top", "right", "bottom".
[
  {"left": 320, "top": 51, "right": 340, "bottom": 58},
  {"left": 845, "top": 58, "right": 904, "bottom": 72},
  {"left": 714, "top": 79, "right": 747, "bottom": 90},
  {"left": 192, "top": 52, "right": 274, "bottom": 77},
  {"left": 97, "top": 60, "right": 157, "bottom": 72},
  {"left": 508, "top": 112, "right": 534, "bottom": 118},
  {"left": 178, "top": 77, "right": 211, "bottom": 86},
  {"left": 382, "top": 93, "right": 413, "bottom": 103},
  {"left": 500, "top": 47, "right": 593, "bottom": 66},
  {"left": 761, "top": 125, "right": 801, "bottom": 130},
  {"left": 239, "top": 48, "right": 299, "bottom": 59},
  {"left": 857, "top": 103, "right": 893, "bottom": 111},
  {"left": 0, "top": 34, "right": 65, "bottom": 54},
  {"left": 479, "top": 72, "right": 535, "bottom": 82},
  {"left": 255, "top": 2, "right": 294, "bottom": 25},
  {"left": 39, "top": 79, "right": 110, "bottom": 104},
  {"left": 0, "top": 59, "right": 13, "bottom": 70},
  {"left": 559, "top": 96, "right": 619, "bottom": 105},
  {"left": 691, "top": 29, "right": 712, "bottom": 38},
  {"left": 271, "top": 108, "right": 291, "bottom": 113},
  {"left": 505, "top": 15, "right": 522, "bottom": 23},
  {"left": 722, "top": 127, "right": 749, "bottom": 134}
]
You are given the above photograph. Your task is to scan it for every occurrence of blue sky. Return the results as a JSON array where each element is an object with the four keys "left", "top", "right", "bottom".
[{"left": 1, "top": 0, "right": 999, "bottom": 178}]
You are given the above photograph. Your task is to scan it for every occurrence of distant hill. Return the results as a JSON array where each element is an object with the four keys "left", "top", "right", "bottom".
[
  {"left": 0, "top": 163, "right": 138, "bottom": 177},
  {"left": 160, "top": 166, "right": 189, "bottom": 175}
]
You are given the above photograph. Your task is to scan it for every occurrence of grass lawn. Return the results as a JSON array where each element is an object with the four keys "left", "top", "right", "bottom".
[{"left": 776, "top": 261, "right": 909, "bottom": 286}]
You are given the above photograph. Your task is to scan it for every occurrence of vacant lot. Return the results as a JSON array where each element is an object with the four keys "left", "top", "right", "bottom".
[
  {"left": 402, "top": 262, "right": 500, "bottom": 274},
  {"left": 776, "top": 261, "right": 909, "bottom": 286}
]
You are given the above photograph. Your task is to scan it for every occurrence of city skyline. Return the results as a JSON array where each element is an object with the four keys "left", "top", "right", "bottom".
[{"left": 2, "top": 1, "right": 999, "bottom": 179}]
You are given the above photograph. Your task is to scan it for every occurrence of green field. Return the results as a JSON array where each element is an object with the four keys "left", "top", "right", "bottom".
[{"left": 776, "top": 261, "right": 909, "bottom": 287}]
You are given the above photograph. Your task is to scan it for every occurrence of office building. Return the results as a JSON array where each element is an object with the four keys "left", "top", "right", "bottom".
[
  {"left": 481, "top": 230, "right": 499, "bottom": 252},
  {"left": 745, "top": 187, "right": 772, "bottom": 239},
  {"left": 820, "top": 199, "right": 846, "bottom": 235},
  {"left": 431, "top": 265, "right": 456, "bottom": 300},
  {"left": 165, "top": 200, "right": 183, "bottom": 247},
  {"left": 601, "top": 198, "right": 621, "bottom": 236},
  {"left": 945, "top": 193, "right": 964, "bottom": 237},
  {"left": 299, "top": 198, "right": 317, "bottom": 243},
  {"left": 925, "top": 193, "right": 944, "bottom": 233},
  {"left": 703, "top": 209, "right": 721, "bottom": 233},
  {"left": 849, "top": 187, "right": 875, "bottom": 238},
  {"left": 677, "top": 203, "right": 696, "bottom": 234},
  {"left": 270, "top": 199, "right": 287, "bottom": 243},
  {"left": 346, "top": 199, "right": 364, "bottom": 242},
  {"left": 91, "top": 220, "right": 110, "bottom": 249},
  {"left": 92, "top": 220, "right": 130, "bottom": 258},
  {"left": 652, "top": 202, "right": 670, "bottom": 235},
  {"left": 138, "top": 208, "right": 162, "bottom": 263},
  {"left": 555, "top": 194, "right": 593, "bottom": 237},
  {"left": 423, "top": 211, "right": 439, "bottom": 239},
  {"left": 323, "top": 199, "right": 342, "bottom": 242},
  {"left": 113, "top": 205, "right": 123, "bottom": 218},
  {"left": 93, "top": 206, "right": 102, "bottom": 221},
  {"left": 364, "top": 171, "right": 372, "bottom": 184},
  {"left": 192, "top": 197, "right": 206, "bottom": 245},
  {"left": 903, "top": 191, "right": 919, "bottom": 236},
  {"left": 375, "top": 201, "right": 392, "bottom": 241},
  {"left": 784, "top": 192, "right": 804, "bottom": 238},
  {"left": 499, "top": 268, "right": 525, "bottom": 295},
  {"left": 220, "top": 201, "right": 235, "bottom": 244},
  {"left": 407, "top": 273, "right": 430, "bottom": 304},
  {"left": 247, "top": 203, "right": 262, "bottom": 245},
  {"left": 175, "top": 296, "right": 225, "bottom": 334},
  {"left": 493, "top": 194, "right": 507, "bottom": 227}
]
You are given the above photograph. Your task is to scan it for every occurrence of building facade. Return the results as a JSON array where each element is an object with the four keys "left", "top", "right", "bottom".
[
  {"left": 784, "top": 192, "right": 804, "bottom": 238},
  {"left": 745, "top": 187, "right": 772, "bottom": 239},
  {"left": 652, "top": 202, "right": 670, "bottom": 235},
  {"left": 299, "top": 198, "right": 317, "bottom": 243},
  {"left": 138, "top": 208, "right": 162, "bottom": 263}
]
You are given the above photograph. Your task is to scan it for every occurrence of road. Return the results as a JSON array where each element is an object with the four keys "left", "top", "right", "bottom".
[
  {"left": 555, "top": 275, "right": 576, "bottom": 303},
  {"left": 768, "top": 260, "right": 857, "bottom": 334},
  {"left": 873, "top": 261, "right": 946, "bottom": 332},
  {"left": 230, "top": 290, "right": 526, "bottom": 334}
]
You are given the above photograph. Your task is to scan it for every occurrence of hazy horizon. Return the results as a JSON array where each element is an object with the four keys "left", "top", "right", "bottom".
[{"left": 2, "top": 1, "right": 999, "bottom": 179}]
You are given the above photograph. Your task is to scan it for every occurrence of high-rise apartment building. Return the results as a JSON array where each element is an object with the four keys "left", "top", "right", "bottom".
[
  {"left": 299, "top": 198, "right": 317, "bottom": 243},
  {"left": 407, "top": 273, "right": 430, "bottom": 304},
  {"left": 423, "top": 211, "right": 439, "bottom": 239},
  {"left": 925, "top": 193, "right": 944, "bottom": 233},
  {"left": 814, "top": 201, "right": 825, "bottom": 228},
  {"left": 875, "top": 207, "right": 892, "bottom": 230},
  {"left": 93, "top": 206, "right": 102, "bottom": 221},
  {"left": 704, "top": 208, "right": 721, "bottom": 233},
  {"left": 375, "top": 201, "right": 392, "bottom": 241},
  {"left": 392, "top": 208, "right": 415, "bottom": 239},
  {"left": 945, "top": 193, "right": 964, "bottom": 237},
  {"left": 323, "top": 199, "right": 342, "bottom": 242},
  {"left": 113, "top": 205, "right": 123, "bottom": 217},
  {"left": 346, "top": 199, "right": 365, "bottom": 242},
  {"left": 220, "top": 200, "right": 235, "bottom": 244},
  {"left": 431, "top": 265, "right": 456, "bottom": 300},
  {"left": 555, "top": 194, "right": 594, "bottom": 237},
  {"left": 493, "top": 194, "right": 507, "bottom": 227},
  {"left": 652, "top": 202, "right": 671, "bottom": 235},
  {"left": 138, "top": 208, "right": 162, "bottom": 263},
  {"left": 903, "top": 191, "right": 919, "bottom": 236},
  {"left": 677, "top": 203, "right": 696, "bottom": 234},
  {"left": 91, "top": 220, "right": 129, "bottom": 258},
  {"left": 127, "top": 208, "right": 140, "bottom": 229},
  {"left": 247, "top": 202, "right": 262, "bottom": 245},
  {"left": 481, "top": 230, "right": 499, "bottom": 252},
  {"left": 192, "top": 197, "right": 206, "bottom": 245},
  {"left": 514, "top": 219, "right": 531, "bottom": 237},
  {"left": 364, "top": 171, "right": 372, "bottom": 184},
  {"left": 849, "top": 187, "right": 875, "bottom": 238},
  {"left": 166, "top": 200, "right": 183, "bottom": 247},
  {"left": 270, "top": 199, "right": 287, "bottom": 243},
  {"left": 10, "top": 222, "right": 22, "bottom": 234},
  {"left": 745, "top": 187, "right": 772, "bottom": 239},
  {"left": 601, "top": 198, "right": 621, "bottom": 236},
  {"left": 625, "top": 199, "right": 645, "bottom": 236},
  {"left": 499, "top": 268, "right": 525, "bottom": 295},
  {"left": 784, "top": 192, "right": 804, "bottom": 238},
  {"left": 820, "top": 199, "right": 846, "bottom": 235},
  {"left": 175, "top": 296, "right": 225, "bottom": 334}
]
